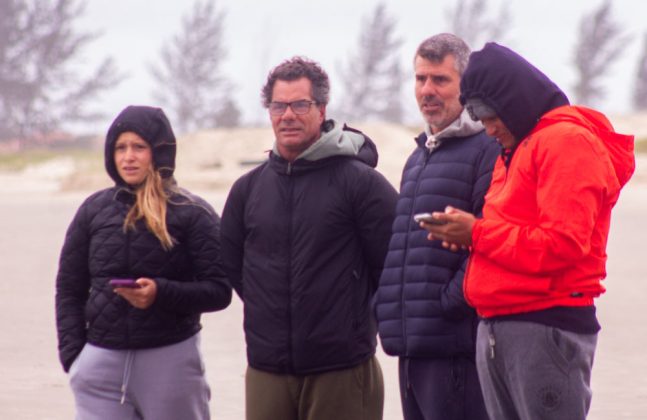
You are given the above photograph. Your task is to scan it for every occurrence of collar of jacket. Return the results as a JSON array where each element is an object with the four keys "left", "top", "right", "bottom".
[
  {"left": 269, "top": 120, "right": 379, "bottom": 175},
  {"left": 419, "top": 108, "right": 485, "bottom": 152},
  {"left": 113, "top": 186, "right": 137, "bottom": 205}
]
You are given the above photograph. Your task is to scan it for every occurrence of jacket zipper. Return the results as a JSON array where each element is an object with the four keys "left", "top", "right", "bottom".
[
  {"left": 125, "top": 226, "right": 132, "bottom": 344},
  {"left": 401, "top": 149, "right": 434, "bottom": 355},
  {"left": 286, "top": 163, "right": 295, "bottom": 372}
]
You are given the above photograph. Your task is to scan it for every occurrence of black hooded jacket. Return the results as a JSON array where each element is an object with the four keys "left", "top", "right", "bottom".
[
  {"left": 55, "top": 106, "right": 232, "bottom": 372},
  {"left": 220, "top": 123, "right": 398, "bottom": 375},
  {"left": 460, "top": 42, "right": 570, "bottom": 142}
]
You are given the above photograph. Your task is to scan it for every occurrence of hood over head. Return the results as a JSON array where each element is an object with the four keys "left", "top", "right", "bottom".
[
  {"left": 105, "top": 105, "right": 177, "bottom": 185},
  {"left": 460, "top": 43, "right": 570, "bottom": 142}
]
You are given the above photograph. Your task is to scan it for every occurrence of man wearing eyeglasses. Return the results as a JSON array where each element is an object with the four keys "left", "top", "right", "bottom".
[
  {"left": 220, "top": 56, "right": 398, "bottom": 420},
  {"left": 374, "top": 33, "right": 499, "bottom": 420}
]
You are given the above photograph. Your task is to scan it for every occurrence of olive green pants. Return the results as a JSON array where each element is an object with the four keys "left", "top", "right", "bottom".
[{"left": 245, "top": 355, "right": 384, "bottom": 420}]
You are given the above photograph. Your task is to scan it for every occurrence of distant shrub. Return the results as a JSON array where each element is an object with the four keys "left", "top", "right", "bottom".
[
  {"left": 0, "top": 148, "right": 100, "bottom": 171},
  {"left": 636, "top": 137, "right": 647, "bottom": 153}
]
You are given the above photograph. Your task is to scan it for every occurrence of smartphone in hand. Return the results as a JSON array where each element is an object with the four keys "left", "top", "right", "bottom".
[
  {"left": 413, "top": 212, "right": 448, "bottom": 225},
  {"left": 109, "top": 279, "right": 141, "bottom": 288}
]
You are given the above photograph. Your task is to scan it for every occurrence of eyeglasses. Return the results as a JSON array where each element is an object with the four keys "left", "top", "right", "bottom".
[{"left": 268, "top": 100, "right": 318, "bottom": 116}]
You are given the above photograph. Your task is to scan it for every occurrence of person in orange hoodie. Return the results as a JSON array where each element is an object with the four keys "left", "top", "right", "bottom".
[{"left": 421, "top": 43, "right": 635, "bottom": 420}]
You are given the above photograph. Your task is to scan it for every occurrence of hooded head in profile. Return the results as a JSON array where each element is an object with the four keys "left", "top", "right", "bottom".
[{"left": 460, "top": 42, "right": 570, "bottom": 143}]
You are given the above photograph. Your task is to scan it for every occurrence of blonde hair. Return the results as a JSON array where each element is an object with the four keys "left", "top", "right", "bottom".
[{"left": 123, "top": 168, "right": 175, "bottom": 250}]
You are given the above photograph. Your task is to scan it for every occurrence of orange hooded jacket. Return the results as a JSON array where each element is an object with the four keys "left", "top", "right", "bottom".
[{"left": 464, "top": 105, "right": 635, "bottom": 318}]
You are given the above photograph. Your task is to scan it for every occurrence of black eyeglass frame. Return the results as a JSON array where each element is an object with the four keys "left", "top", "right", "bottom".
[{"left": 268, "top": 100, "right": 319, "bottom": 116}]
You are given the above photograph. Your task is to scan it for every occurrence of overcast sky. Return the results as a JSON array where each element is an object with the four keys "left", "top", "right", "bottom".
[{"left": 77, "top": 0, "right": 646, "bottom": 131}]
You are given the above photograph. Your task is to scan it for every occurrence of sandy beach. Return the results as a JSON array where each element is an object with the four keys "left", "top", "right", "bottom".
[{"left": 0, "top": 125, "right": 645, "bottom": 419}]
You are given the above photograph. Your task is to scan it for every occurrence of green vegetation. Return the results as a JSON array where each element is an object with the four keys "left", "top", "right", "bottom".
[
  {"left": 635, "top": 137, "right": 647, "bottom": 153},
  {"left": 0, "top": 149, "right": 102, "bottom": 171}
]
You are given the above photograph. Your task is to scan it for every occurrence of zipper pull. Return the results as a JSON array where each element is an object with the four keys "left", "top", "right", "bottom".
[{"left": 488, "top": 333, "right": 496, "bottom": 359}]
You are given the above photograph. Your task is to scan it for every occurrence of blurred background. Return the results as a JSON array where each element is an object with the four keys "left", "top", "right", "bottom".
[
  {"left": 1, "top": 1, "right": 646, "bottom": 419},
  {"left": 2, "top": 0, "right": 647, "bottom": 144}
]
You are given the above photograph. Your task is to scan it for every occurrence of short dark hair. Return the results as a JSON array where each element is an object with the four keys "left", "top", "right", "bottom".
[
  {"left": 261, "top": 56, "right": 330, "bottom": 108},
  {"left": 414, "top": 33, "right": 471, "bottom": 75}
]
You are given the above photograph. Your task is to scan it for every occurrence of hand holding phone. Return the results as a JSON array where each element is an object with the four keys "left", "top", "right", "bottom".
[
  {"left": 111, "top": 277, "right": 156, "bottom": 309},
  {"left": 413, "top": 212, "right": 448, "bottom": 225},
  {"left": 109, "top": 278, "right": 141, "bottom": 289}
]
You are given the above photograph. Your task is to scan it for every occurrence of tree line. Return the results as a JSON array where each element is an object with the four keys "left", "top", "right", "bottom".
[{"left": 1, "top": 0, "right": 645, "bottom": 147}]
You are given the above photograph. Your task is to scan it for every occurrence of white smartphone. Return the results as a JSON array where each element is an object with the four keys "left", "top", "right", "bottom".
[{"left": 413, "top": 212, "right": 448, "bottom": 225}]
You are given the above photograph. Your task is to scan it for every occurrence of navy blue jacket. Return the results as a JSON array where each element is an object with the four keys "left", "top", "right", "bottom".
[
  {"left": 376, "top": 128, "right": 499, "bottom": 357},
  {"left": 220, "top": 124, "right": 398, "bottom": 374}
]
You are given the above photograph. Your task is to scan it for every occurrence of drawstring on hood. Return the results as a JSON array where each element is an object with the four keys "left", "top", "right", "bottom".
[{"left": 105, "top": 105, "right": 177, "bottom": 186}]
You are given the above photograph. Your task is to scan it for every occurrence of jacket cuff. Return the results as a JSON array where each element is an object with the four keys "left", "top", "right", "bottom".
[{"left": 472, "top": 218, "right": 484, "bottom": 248}]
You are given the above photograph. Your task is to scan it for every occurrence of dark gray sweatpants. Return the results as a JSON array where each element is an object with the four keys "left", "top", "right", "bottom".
[
  {"left": 476, "top": 321, "right": 597, "bottom": 420},
  {"left": 69, "top": 334, "right": 210, "bottom": 420}
]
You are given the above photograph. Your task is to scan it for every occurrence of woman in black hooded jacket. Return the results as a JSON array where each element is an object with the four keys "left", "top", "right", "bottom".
[{"left": 55, "top": 105, "right": 231, "bottom": 419}]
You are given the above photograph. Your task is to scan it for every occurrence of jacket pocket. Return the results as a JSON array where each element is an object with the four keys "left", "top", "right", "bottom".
[{"left": 545, "top": 326, "right": 577, "bottom": 375}]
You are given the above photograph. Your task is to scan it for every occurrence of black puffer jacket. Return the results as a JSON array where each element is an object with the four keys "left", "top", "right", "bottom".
[
  {"left": 55, "top": 106, "right": 232, "bottom": 372},
  {"left": 221, "top": 122, "right": 398, "bottom": 375}
]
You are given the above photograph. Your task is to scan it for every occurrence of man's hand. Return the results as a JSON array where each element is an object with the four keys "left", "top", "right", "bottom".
[
  {"left": 420, "top": 206, "right": 476, "bottom": 251},
  {"left": 114, "top": 277, "right": 158, "bottom": 309}
]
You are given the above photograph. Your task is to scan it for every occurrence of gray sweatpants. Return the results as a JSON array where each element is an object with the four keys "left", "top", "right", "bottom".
[
  {"left": 69, "top": 334, "right": 210, "bottom": 420},
  {"left": 476, "top": 320, "right": 597, "bottom": 420}
]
